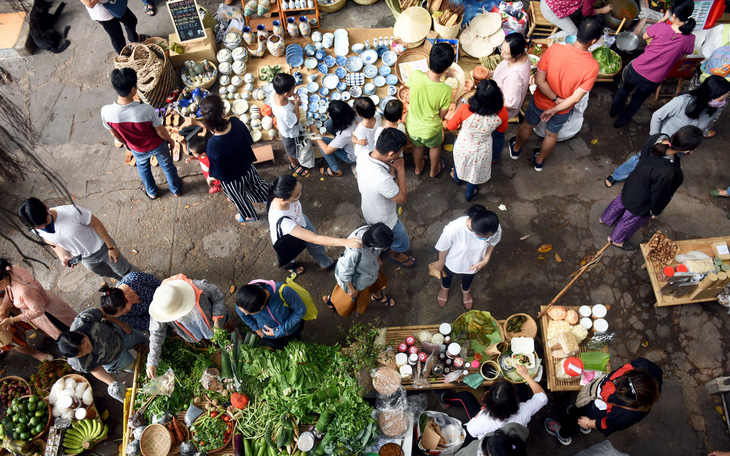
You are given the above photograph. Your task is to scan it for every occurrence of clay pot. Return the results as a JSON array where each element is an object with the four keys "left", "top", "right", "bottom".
[{"left": 267, "top": 34, "right": 285, "bottom": 57}]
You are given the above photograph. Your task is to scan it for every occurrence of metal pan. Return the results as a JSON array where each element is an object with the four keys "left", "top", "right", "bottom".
[{"left": 616, "top": 31, "right": 640, "bottom": 52}]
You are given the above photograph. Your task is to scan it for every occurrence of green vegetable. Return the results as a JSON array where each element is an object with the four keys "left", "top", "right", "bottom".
[
  {"left": 221, "top": 349, "right": 233, "bottom": 379},
  {"left": 592, "top": 47, "right": 620, "bottom": 75},
  {"left": 191, "top": 414, "right": 228, "bottom": 453},
  {"left": 243, "top": 437, "right": 252, "bottom": 456}
]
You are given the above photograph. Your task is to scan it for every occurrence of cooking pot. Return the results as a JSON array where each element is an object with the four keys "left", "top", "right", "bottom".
[
  {"left": 615, "top": 30, "right": 640, "bottom": 52},
  {"left": 604, "top": 0, "right": 640, "bottom": 30}
]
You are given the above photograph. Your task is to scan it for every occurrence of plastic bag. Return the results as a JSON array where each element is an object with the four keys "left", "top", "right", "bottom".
[
  {"left": 375, "top": 388, "right": 410, "bottom": 437},
  {"left": 216, "top": 4, "right": 243, "bottom": 23},
  {"left": 296, "top": 133, "right": 315, "bottom": 169},
  {"left": 676, "top": 250, "right": 712, "bottom": 263},
  {"left": 200, "top": 368, "right": 226, "bottom": 394},
  {"left": 573, "top": 441, "right": 630, "bottom": 456},
  {"left": 586, "top": 331, "right": 619, "bottom": 350},
  {"left": 416, "top": 411, "right": 466, "bottom": 456},
  {"left": 412, "top": 354, "right": 435, "bottom": 389},
  {"left": 140, "top": 368, "right": 175, "bottom": 397}
]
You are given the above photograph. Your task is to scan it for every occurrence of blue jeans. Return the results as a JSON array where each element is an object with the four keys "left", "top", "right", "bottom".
[
  {"left": 301, "top": 214, "right": 334, "bottom": 268},
  {"left": 141, "top": 0, "right": 153, "bottom": 5},
  {"left": 103, "top": 329, "right": 148, "bottom": 373},
  {"left": 612, "top": 151, "right": 684, "bottom": 182},
  {"left": 390, "top": 218, "right": 410, "bottom": 253},
  {"left": 319, "top": 137, "right": 354, "bottom": 173},
  {"left": 492, "top": 130, "right": 505, "bottom": 163},
  {"left": 451, "top": 167, "right": 477, "bottom": 200},
  {"left": 132, "top": 141, "right": 182, "bottom": 197}
]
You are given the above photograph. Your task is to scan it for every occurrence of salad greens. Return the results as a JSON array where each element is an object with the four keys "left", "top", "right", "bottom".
[{"left": 592, "top": 47, "right": 621, "bottom": 75}]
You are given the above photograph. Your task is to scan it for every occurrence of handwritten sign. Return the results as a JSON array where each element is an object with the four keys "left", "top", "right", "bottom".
[{"left": 167, "top": 0, "right": 205, "bottom": 43}]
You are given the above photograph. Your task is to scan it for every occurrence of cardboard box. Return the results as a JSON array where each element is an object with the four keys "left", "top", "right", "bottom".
[
  {"left": 168, "top": 27, "right": 217, "bottom": 68},
  {"left": 712, "top": 242, "right": 730, "bottom": 261}
]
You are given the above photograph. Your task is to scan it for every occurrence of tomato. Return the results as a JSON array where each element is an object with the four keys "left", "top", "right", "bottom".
[
  {"left": 210, "top": 411, "right": 218, "bottom": 418},
  {"left": 222, "top": 415, "right": 231, "bottom": 423}
]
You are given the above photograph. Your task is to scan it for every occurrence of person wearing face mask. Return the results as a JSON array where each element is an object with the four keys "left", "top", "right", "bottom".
[
  {"left": 600, "top": 126, "right": 704, "bottom": 251},
  {"left": 435, "top": 205, "right": 502, "bottom": 309},
  {"left": 17, "top": 197, "right": 138, "bottom": 280},
  {"left": 605, "top": 76, "right": 730, "bottom": 187},
  {"left": 0, "top": 258, "right": 77, "bottom": 340},
  {"left": 267, "top": 175, "right": 362, "bottom": 275}
]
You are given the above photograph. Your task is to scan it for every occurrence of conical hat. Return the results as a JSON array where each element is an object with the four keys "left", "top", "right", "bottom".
[
  {"left": 460, "top": 30, "right": 495, "bottom": 58},
  {"left": 394, "top": 7, "right": 432, "bottom": 43},
  {"left": 488, "top": 29, "right": 506, "bottom": 47},
  {"left": 469, "top": 12, "right": 502, "bottom": 37}
]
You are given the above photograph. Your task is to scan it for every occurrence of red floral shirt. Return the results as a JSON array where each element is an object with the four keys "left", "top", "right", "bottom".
[{"left": 544, "top": 0, "right": 596, "bottom": 19}]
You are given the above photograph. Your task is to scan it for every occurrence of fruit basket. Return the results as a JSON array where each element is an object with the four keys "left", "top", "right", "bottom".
[{"left": 1, "top": 394, "right": 51, "bottom": 444}]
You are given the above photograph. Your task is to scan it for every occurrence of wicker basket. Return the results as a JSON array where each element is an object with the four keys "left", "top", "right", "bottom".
[
  {"left": 182, "top": 61, "right": 217, "bottom": 90},
  {"left": 143, "top": 36, "right": 170, "bottom": 57},
  {"left": 453, "top": 310, "right": 506, "bottom": 344},
  {"left": 395, "top": 49, "right": 429, "bottom": 84},
  {"left": 141, "top": 424, "right": 172, "bottom": 456},
  {"left": 191, "top": 411, "right": 234, "bottom": 453},
  {"left": 19, "top": 395, "right": 52, "bottom": 440},
  {"left": 353, "top": 0, "right": 378, "bottom": 5},
  {"left": 60, "top": 373, "right": 94, "bottom": 398},
  {"left": 502, "top": 313, "right": 538, "bottom": 341},
  {"left": 318, "top": 0, "right": 346, "bottom": 12},
  {"left": 433, "top": 17, "right": 462, "bottom": 39},
  {"left": 32, "top": 360, "right": 73, "bottom": 395},
  {"left": 0, "top": 376, "right": 31, "bottom": 395}
]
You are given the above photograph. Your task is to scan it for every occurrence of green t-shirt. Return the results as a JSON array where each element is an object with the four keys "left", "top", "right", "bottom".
[{"left": 405, "top": 70, "right": 453, "bottom": 139}]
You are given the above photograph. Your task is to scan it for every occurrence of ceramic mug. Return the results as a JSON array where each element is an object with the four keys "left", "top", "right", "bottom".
[
  {"left": 298, "top": 16, "right": 311, "bottom": 37},
  {"left": 287, "top": 17, "right": 300, "bottom": 39},
  {"left": 272, "top": 20, "right": 283, "bottom": 37}
]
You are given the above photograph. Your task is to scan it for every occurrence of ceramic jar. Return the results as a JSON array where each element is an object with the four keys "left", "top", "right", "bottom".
[
  {"left": 216, "top": 48, "right": 232, "bottom": 64},
  {"left": 267, "top": 34, "right": 285, "bottom": 58},
  {"left": 223, "top": 32, "right": 242, "bottom": 50},
  {"left": 286, "top": 17, "right": 300, "bottom": 38},
  {"left": 244, "top": 0, "right": 257, "bottom": 16},
  {"left": 219, "top": 75, "right": 231, "bottom": 86},
  {"left": 218, "top": 62, "right": 232, "bottom": 75},
  {"left": 307, "top": 0, "right": 314, "bottom": 8},
  {"left": 298, "top": 16, "right": 310, "bottom": 37},
  {"left": 232, "top": 46, "right": 248, "bottom": 62},
  {"left": 272, "top": 20, "right": 283, "bottom": 37},
  {"left": 281, "top": 0, "right": 288, "bottom": 10},
  {"left": 268, "top": 128, "right": 278, "bottom": 139},
  {"left": 257, "top": 0, "right": 270, "bottom": 16},
  {"left": 244, "top": 83, "right": 254, "bottom": 92},
  {"left": 257, "top": 24, "right": 269, "bottom": 41},
  {"left": 248, "top": 40, "right": 265, "bottom": 58},
  {"left": 261, "top": 116, "right": 274, "bottom": 130},
  {"left": 243, "top": 72, "right": 255, "bottom": 84},
  {"left": 242, "top": 26, "right": 255, "bottom": 46},
  {"left": 231, "top": 75, "right": 243, "bottom": 87},
  {"left": 232, "top": 60, "right": 247, "bottom": 75}
]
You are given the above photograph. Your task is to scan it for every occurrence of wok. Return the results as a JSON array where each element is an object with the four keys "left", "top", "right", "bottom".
[{"left": 604, "top": 0, "right": 640, "bottom": 30}]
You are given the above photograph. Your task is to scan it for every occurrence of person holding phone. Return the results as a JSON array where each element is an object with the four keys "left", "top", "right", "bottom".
[{"left": 17, "top": 197, "right": 138, "bottom": 280}]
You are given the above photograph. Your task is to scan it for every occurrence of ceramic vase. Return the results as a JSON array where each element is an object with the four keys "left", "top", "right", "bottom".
[
  {"left": 298, "top": 16, "right": 310, "bottom": 37},
  {"left": 257, "top": 0, "right": 269, "bottom": 16},
  {"left": 281, "top": 1, "right": 288, "bottom": 10},
  {"left": 248, "top": 40, "right": 265, "bottom": 58},
  {"left": 272, "top": 20, "right": 283, "bottom": 37},
  {"left": 256, "top": 24, "right": 269, "bottom": 41},
  {"left": 267, "top": 34, "right": 285, "bottom": 58},
  {"left": 242, "top": 26, "right": 255, "bottom": 46},
  {"left": 244, "top": 0, "right": 257, "bottom": 16},
  {"left": 307, "top": 0, "right": 314, "bottom": 8},
  {"left": 288, "top": 0, "right": 295, "bottom": 9},
  {"left": 287, "top": 17, "right": 300, "bottom": 38}
]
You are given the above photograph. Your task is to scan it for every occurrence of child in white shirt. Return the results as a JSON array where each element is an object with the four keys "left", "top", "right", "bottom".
[
  {"left": 271, "top": 73, "right": 309, "bottom": 176},
  {"left": 352, "top": 97, "right": 382, "bottom": 157},
  {"left": 374, "top": 99, "right": 407, "bottom": 177}
]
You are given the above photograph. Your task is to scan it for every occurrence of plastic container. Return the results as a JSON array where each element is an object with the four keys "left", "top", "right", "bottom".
[
  {"left": 447, "top": 343, "right": 461, "bottom": 359},
  {"left": 592, "top": 304, "right": 607, "bottom": 318},
  {"left": 453, "top": 357, "right": 464, "bottom": 369},
  {"left": 439, "top": 323, "right": 452, "bottom": 336},
  {"left": 579, "top": 305, "right": 592, "bottom": 317},
  {"left": 580, "top": 318, "right": 593, "bottom": 330},
  {"left": 395, "top": 353, "right": 408, "bottom": 368},
  {"left": 593, "top": 319, "right": 609, "bottom": 332},
  {"left": 399, "top": 365, "right": 413, "bottom": 380},
  {"left": 408, "top": 354, "right": 418, "bottom": 366}
]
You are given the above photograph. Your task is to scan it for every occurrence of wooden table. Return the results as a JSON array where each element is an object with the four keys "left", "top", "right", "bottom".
[
  {"left": 383, "top": 323, "right": 506, "bottom": 390},
  {"left": 640, "top": 235, "right": 730, "bottom": 307},
  {"left": 538, "top": 306, "right": 611, "bottom": 392}
]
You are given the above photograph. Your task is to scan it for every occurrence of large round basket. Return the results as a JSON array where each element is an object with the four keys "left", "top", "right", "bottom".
[
  {"left": 60, "top": 373, "right": 94, "bottom": 398},
  {"left": 502, "top": 313, "right": 538, "bottom": 342},
  {"left": 433, "top": 17, "right": 462, "bottom": 40},
  {"left": 353, "top": 0, "right": 378, "bottom": 5},
  {"left": 319, "top": 0, "right": 346, "bottom": 12},
  {"left": 143, "top": 36, "right": 170, "bottom": 57},
  {"left": 394, "top": 49, "right": 429, "bottom": 84},
  {"left": 0, "top": 376, "right": 31, "bottom": 399},
  {"left": 140, "top": 424, "right": 172, "bottom": 456},
  {"left": 598, "top": 61, "right": 623, "bottom": 78},
  {"left": 19, "top": 395, "right": 52, "bottom": 440},
  {"left": 192, "top": 411, "right": 234, "bottom": 453},
  {"left": 453, "top": 310, "right": 505, "bottom": 344},
  {"left": 182, "top": 61, "right": 217, "bottom": 90}
]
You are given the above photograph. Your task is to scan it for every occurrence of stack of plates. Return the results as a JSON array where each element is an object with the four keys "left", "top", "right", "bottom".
[
  {"left": 286, "top": 44, "right": 304, "bottom": 68},
  {"left": 334, "top": 29, "right": 349, "bottom": 57}
]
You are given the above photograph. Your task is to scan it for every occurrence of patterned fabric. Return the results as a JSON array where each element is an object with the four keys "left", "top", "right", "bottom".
[
  {"left": 119, "top": 272, "right": 161, "bottom": 332},
  {"left": 452, "top": 111, "right": 503, "bottom": 184},
  {"left": 68, "top": 309, "right": 125, "bottom": 373},
  {"left": 601, "top": 194, "right": 652, "bottom": 244}
]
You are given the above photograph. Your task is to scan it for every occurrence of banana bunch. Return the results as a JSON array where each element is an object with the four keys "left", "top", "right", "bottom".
[{"left": 63, "top": 418, "right": 108, "bottom": 455}]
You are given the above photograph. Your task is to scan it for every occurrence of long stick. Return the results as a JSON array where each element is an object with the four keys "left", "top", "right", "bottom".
[{"left": 536, "top": 241, "right": 612, "bottom": 319}]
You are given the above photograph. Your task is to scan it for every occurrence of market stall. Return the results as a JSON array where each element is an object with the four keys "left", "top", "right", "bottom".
[{"left": 639, "top": 231, "right": 730, "bottom": 307}]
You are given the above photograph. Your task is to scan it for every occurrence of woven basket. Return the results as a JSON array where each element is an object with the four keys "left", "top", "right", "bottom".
[
  {"left": 319, "top": 0, "right": 346, "bottom": 12},
  {"left": 192, "top": 411, "right": 234, "bottom": 453},
  {"left": 0, "top": 376, "right": 31, "bottom": 395},
  {"left": 433, "top": 17, "right": 462, "bottom": 39},
  {"left": 60, "top": 373, "right": 94, "bottom": 398},
  {"left": 453, "top": 310, "right": 506, "bottom": 343},
  {"left": 502, "top": 313, "right": 538, "bottom": 341},
  {"left": 143, "top": 36, "right": 170, "bottom": 57},
  {"left": 182, "top": 61, "right": 217, "bottom": 90},
  {"left": 115, "top": 44, "right": 179, "bottom": 109},
  {"left": 395, "top": 49, "right": 429, "bottom": 84},
  {"left": 353, "top": 0, "right": 378, "bottom": 5},
  {"left": 140, "top": 424, "right": 172, "bottom": 456},
  {"left": 19, "top": 395, "right": 52, "bottom": 440}
]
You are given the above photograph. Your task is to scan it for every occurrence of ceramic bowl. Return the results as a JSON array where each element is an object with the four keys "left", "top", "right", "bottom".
[
  {"left": 243, "top": 73, "right": 255, "bottom": 84},
  {"left": 311, "top": 31, "right": 323, "bottom": 42},
  {"left": 261, "top": 116, "right": 274, "bottom": 130},
  {"left": 217, "top": 49, "right": 232, "bottom": 64},
  {"left": 341, "top": 91, "right": 351, "bottom": 101},
  {"left": 349, "top": 86, "right": 362, "bottom": 97},
  {"left": 304, "top": 57, "right": 317, "bottom": 69},
  {"left": 231, "top": 75, "right": 243, "bottom": 87},
  {"left": 219, "top": 75, "right": 231, "bottom": 86},
  {"left": 305, "top": 44, "right": 317, "bottom": 56},
  {"left": 218, "top": 86, "right": 228, "bottom": 96},
  {"left": 351, "top": 43, "right": 365, "bottom": 55},
  {"left": 251, "top": 129, "right": 263, "bottom": 142},
  {"left": 268, "top": 128, "right": 278, "bottom": 139},
  {"left": 219, "top": 62, "right": 232, "bottom": 75},
  {"left": 363, "top": 82, "right": 376, "bottom": 95},
  {"left": 240, "top": 113, "right": 250, "bottom": 124}
]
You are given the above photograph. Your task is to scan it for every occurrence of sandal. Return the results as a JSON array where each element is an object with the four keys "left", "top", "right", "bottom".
[
  {"left": 291, "top": 164, "right": 310, "bottom": 177},
  {"left": 437, "top": 286, "right": 449, "bottom": 308},
  {"left": 319, "top": 166, "right": 343, "bottom": 177},
  {"left": 705, "top": 130, "right": 716, "bottom": 138},
  {"left": 387, "top": 254, "right": 417, "bottom": 268},
  {"left": 141, "top": 187, "right": 157, "bottom": 200},
  {"left": 284, "top": 262, "right": 305, "bottom": 275},
  {"left": 605, "top": 176, "right": 615, "bottom": 188},
  {"left": 431, "top": 158, "right": 446, "bottom": 178},
  {"left": 461, "top": 289, "right": 473, "bottom": 310},
  {"left": 144, "top": 4, "right": 155, "bottom": 15},
  {"left": 124, "top": 151, "right": 134, "bottom": 166},
  {"left": 710, "top": 189, "right": 729, "bottom": 198},
  {"left": 371, "top": 291, "right": 395, "bottom": 307},
  {"left": 172, "top": 142, "right": 181, "bottom": 161},
  {"left": 322, "top": 296, "right": 337, "bottom": 313}
]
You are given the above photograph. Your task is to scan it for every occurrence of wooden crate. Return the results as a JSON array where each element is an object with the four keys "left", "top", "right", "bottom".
[
  {"left": 538, "top": 306, "right": 611, "bottom": 392},
  {"left": 640, "top": 235, "right": 730, "bottom": 307},
  {"left": 383, "top": 322, "right": 505, "bottom": 390}
]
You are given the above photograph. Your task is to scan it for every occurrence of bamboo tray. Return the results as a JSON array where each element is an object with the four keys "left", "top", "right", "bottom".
[
  {"left": 538, "top": 306, "right": 611, "bottom": 392},
  {"left": 383, "top": 322, "right": 505, "bottom": 390}
]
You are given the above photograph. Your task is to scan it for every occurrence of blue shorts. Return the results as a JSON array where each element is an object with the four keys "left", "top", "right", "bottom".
[{"left": 524, "top": 97, "right": 572, "bottom": 133}]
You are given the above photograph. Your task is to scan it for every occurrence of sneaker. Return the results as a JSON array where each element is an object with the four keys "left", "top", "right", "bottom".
[
  {"left": 579, "top": 426, "right": 592, "bottom": 435},
  {"left": 545, "top": 418, "right": 572, "bottom": 446},
  {"left": 508, "top": 136, "right": 520, "bottom": 160},
  {"left": 533, "top": 148, "right": 543, "bottom": 172},
  {"left": 613, "top": 118, "right": 630, "bottom": 128}
]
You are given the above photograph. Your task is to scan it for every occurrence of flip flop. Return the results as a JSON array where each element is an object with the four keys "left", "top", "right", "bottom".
[
  {"left": 431, "top": 159, "right": 446, "bottom": 178},
  {"left": 172, "top": 142, "right": 181, "bottom": 161},
  {"left": 605, "top": 176, "right": 615, "bottom": 188},
  {"left": 144, "top": 4, "right": 155, "bottom": 15},
  {"left": 284, "top": 262, "right": 305, "bottom": 275},
  {"left": 710, "top": 189, "right": 729, "bottom": 197},
  {"left": 141, "top": 187, "right": 157, "bottom": 200},
  {"left": 387, "top": 254, "right": 417, "bottom": 268},
  {"left": 371, "top": 292, "right": 395, "bottom": 307},
  {"left": 322, "top": 296, "right": 337, "bottom": 313}
]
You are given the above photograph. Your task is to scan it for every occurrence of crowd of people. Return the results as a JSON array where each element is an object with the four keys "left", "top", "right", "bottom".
[{"left": 4, "top": 1, "right": 730, "bottom": 453}]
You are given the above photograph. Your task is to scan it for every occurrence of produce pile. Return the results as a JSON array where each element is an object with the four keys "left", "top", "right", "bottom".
[
  {"left": 62, "top": 418, "right": 108, "bottom": 455},
  {"left": 545, "top": 306, "right": 589, "bottom": 380},
  {"left": 0, "top": 378, "right": 30, "bottom": 410},
  {"left": 30, "top": 360, "right": 71, "bottom": 395},
  {"left": 592, "top": 47, "right": 621, "bottom": 75},
  {"left": 0, "top": 395, "right": 49, "bottom": 443},
  {"left": 190, "top": 410, "right": 233, "bottom": 453},
  {"left": 452, "top": 310, "right": 501, "bottom": 346}
]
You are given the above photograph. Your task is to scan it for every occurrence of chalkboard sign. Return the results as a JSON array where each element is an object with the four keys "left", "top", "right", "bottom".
[{"left": 167, "top": 0, "right": 206, "bottom": 43}]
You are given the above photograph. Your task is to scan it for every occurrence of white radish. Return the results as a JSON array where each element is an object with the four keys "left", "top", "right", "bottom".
[
  {"left": 82, "top": 388, "right": 94, "bottom": 406},
  {"left": 74, "top": 382, "right": 88, "bottom": 398},
  {"left": 64, "top": 378, "right": 77, "bottom": 390}
]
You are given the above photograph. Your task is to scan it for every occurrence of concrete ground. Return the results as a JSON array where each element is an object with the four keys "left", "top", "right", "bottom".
[{"left": 1, "top": 0, "right": 729, "bottom": 455}]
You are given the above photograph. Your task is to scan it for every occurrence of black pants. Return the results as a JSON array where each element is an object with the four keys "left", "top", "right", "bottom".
[
  {"left": 98, "top": 7, "right": 139, "bottom": 54},
  {"left": 442, "top": 391, "right": 481, "bottom": 445},
  {"left": 610, "top": 63, "right": 661, "bottom": 124},
  {"left": 558, "top": 404, "right": 591, "bottom": 437},
  {"left": 260, "top": 321, "right": 304, "bottom": 350},
  {"left": 442, "top": 266, "right": 475, "bottom": 291}
]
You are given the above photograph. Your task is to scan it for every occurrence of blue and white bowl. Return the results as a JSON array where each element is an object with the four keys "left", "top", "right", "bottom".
[
  {"left": 335, "top": 67, "right": 347, "bottom": 79},
  {"left": 379, "top": 65, "right": 391, "bottom": 76},
  {"left": 385, "top": 74, "right": 398, "bottom": 86},
  {"left": 382, "top": 51, "right": 397, "bottom": 66}
]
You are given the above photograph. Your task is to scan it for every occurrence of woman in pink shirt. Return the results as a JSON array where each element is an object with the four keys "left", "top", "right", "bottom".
[
  {"left": 611, "top": 1, "right": 696, "bottom": 128},
  {"left": 540, "top": 0, "right": 612, "bottom": 36}
]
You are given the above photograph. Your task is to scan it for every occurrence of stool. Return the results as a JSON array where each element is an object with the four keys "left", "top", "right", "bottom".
[
  {"left": 654, "top": 78, "right": 685, "bottom": 102},
  {"left": 527, "top": 1, "right": 558, "bottom": 39}
]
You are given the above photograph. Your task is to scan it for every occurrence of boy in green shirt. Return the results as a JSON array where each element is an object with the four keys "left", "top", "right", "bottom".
[{"left": 405, "top": 43, "right": 454, "bottom": 178}]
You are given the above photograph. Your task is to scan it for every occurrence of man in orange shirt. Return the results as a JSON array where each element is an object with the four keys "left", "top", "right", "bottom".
[{"left": 509, "top": 17, "right": 603, "bottom": 171}]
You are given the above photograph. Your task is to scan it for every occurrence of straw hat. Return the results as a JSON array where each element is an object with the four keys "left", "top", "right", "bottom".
[
  {"left": 469, "top": 12, "right": 502, "bottom": 37},
  {"left": 0, "top": 329, "right": 12, "bottom": 346},
  {"left": 393, "top": 7, "right": 431, "bottom": 44},
  {"left": 149, "top": 280, "right": 197, "bottom": 323},
  {"left": 460, "top": 31, "right": 494, "bottom": 58},
  {"left": 488, "top": 29, "right": 506, "bottom": 47}
]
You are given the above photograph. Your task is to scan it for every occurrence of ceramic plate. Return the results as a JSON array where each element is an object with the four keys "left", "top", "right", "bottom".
[
  {"left": 345, "top": 56, "right": 364, "bottom": 72},
  {"left": 318, "top": 63, "right": 329, "bottom": 74},
  {"left": 378, "top": 65, "right": 391, "bottom": 77},
  {"left": 307, "top": 82, "right": 319, "bottom": 93},
  {"left": 349, "top": 86, "right": 362, "bottom": 97},
  {"left": 322, "top": 73, "right": 339, "bottom": 90},
  {"left": 379, "top": 95, "right": 396, "bottom": 111},
  {"left": 232, "top": 99, "right": 249, "bottom": 115},
  {"left": 319, "top": 86, "right": 330, "bottom": 97},
  {"left": 304, "top": 57, "right": 317, "bottom": 69},
  {"left": 324, "top": 55, "right": 336, "bottom": 68},
  {"left": 373, "top": 75, "right": 386, "bottom": 87},
  {"left": 333, "top": 29, "right": 348, "bottom": 37},
  {"left": 385, "top": 74, "right": 398, "bottom": 86},
  {"left": 360, "top": 49, "right": 378, "bottom": 65},
  {"left": 331, "top": 91, "right": 341, "bottom": 101},
  {"left": 337, "top": 81, "right": 347, "bottom": 91},
  {"left": 308, "top": 103, "right": 319, "bottom": 112},
  {"left": 297, "top": 88, "right": 308, "bottom": 98},
  {"left": 287, "top": 54, "right": 304, "bottom": 68},
  {"left": 336, "top": 55, "right": 347, "bottom": 66},
  {"left": 335, "top": 67, "right": 347, "bottom": 79},
  {"left": 382, "top": 51, "right": 397, "bottom": 66},
  {"left": 363, "top": 65, "right": 378, "bottom": 79},
  {"left": 309, "top": 94, "right": 321, "bottom": 104},
  {"left": 369, "top": 94, "right": 380, "bottom": 105},
  {"left": 345, "top": 73, "right": 364, "bottom": 86},
  {"left": 334, "top": 45, "right": 349, "bottom": 57}
]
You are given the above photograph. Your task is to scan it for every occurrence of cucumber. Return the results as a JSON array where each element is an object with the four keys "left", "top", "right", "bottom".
[
  {"left": 244, "top": 437, "right": 253, "bottom": 456},
  {"left": 256, "top": 438, "right": 266, "bottom": 456}
]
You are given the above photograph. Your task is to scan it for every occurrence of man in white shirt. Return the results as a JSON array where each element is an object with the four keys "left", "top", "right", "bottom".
[
  {"left": 355, "top": 128, "right": 416, "bottom": 267},
  {"left": 18, "top": 197, "right": 138, "bottom": 280}
]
